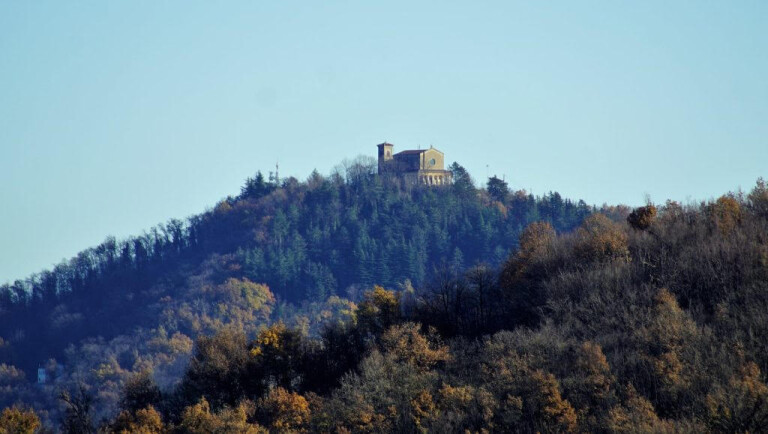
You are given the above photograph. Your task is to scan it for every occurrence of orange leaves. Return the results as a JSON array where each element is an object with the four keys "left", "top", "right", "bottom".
[
  {"left": 711, "top": 195, "right": 743, "bottom": 235},
  {"left": 257, "top": 387, "right": 310, "bottom": 432},
  {"left": 606, "top": 385, "right": 673, "bottom": 433},
  {"left": 706, "top": 362, "right": 768, "bottom": 432},
  {"left": 250, "top": 323, "right": 290, "bottom": 358},
  {"left": 409, "top": 390, "right": 437, "bottom": 430},
  {"left": 357, "top": 286, "right": 401, "bottom": 334},
  {"left": 528, "top": 370, "right": 579, "bottom": 433},
  {"left": 0, "top": 406, "right": 41, "bottom": 434},
  {"left": 519, "top": 221, "right": 557, "bottom": 264},
  {"left": 574, "top": 341, "right": 614, "bottom": 404},
  {"left": 627, "top": 205, "right": 657, "bottom": 231},
  {"left": 111, "top": 406, "right": 164, "bottom": 434},
  {"left": 380, "top": 323, "right": 450, "bottom": 372},
  {"left": 179, "top": 397, "right": 266, "bottom": 434},
  {"left": 575, "top": 214, "right": 629, "bottom": 263}
]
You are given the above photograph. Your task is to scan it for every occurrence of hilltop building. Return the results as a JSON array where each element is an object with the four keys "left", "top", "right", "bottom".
[{"left": 376, "top": 142, "right": 452, "bottom": 186}]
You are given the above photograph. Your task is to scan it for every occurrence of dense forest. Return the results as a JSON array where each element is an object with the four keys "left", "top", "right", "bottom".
[
  {"left": 3, "top": 159, "right": 768, "bottom": 432},
  {"left": 0, "top": 157, "right": 607, "bottom": 431}
]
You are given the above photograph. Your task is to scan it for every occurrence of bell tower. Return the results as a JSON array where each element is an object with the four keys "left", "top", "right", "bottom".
[{"left": 376, "top": 142, "right": 394, "bottom": 174}]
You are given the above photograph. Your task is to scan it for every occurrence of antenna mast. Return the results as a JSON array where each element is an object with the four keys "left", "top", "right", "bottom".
[{"left": 269, "top": 161, "right": 280, "bottom": 185}]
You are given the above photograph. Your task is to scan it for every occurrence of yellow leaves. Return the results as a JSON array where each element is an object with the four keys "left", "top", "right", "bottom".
[
  {"left": 93, "top": 357, "right": 124, "bottom": 381},
  {"left": 574, "top": 341, "right": 614, "bottom": 403},
  {"left": 501, "top": 221, "right": 557, "bottom": 284},
  {"left": 357, "top": 286, "right": 400, "bottom": 333},
  {"left": 250, "top": 323, "right": 288, "bottom": 358},
  {"left": 529, "top": 370, "right": 578, "bottom": 433},
  {"left": 577, "top": 341, "right": 611, "bottom": 378},
  {"left": 479, "top": 334, "right": 578, "bottom": 433},
  {"left": 641, "top": 289, "right": 698, "bottom": 392},
  {"left": 257, "top": 387, "right": 310, "bottom": 432},
  {"left": 650, "top": 289, "right": 698, "bottom": 352},
  {"left": 360, "top": 286, "right": 399, "bottom": 318},
  {"left": 380, "top": 323, "right": 450, "bottom": 371},
  {"left": 112, "top": 406, "right": 164, "bottom": 434},
  {"left": 519, "top": 221, "right": 556, "bottom": 263},
  {"left": 438, "top": 384, "right": 474, "bottom": 407},
  {"left": 179, "top": 397, "right": 266, "bottom": 434},
  {"left": 410, "top": 390, "right": 436, "bottom": 430},
  {"left": 575, "top": 214, "right": 629, "bottom": 263},
  {"left": 706, "top": 362, "right": 768, "bottom": 432},
  {"left": 134, "top": 406, "right": 164, "bottom": 433},
  {"left": 606, "top": 385, "right": 672, "bottom": 433},
  {"left": 336, "top": 399, "right": 384, "bottom": 433},
  {"left": 179, "top": 396, "right": 214, "bottom": 431},
  {"left": 0, "top": 406, "right": 41, "bottom": 434},
  {"left": 435, "top": 384, "right": 498, "bottom": 429},
  {"left": 221, "top": 278, "right": 275, "bottom": 314},
  {"left": 208, "top": 278, "right": 275, "bottom": 326},
  {"left": 653, "top": 351, "right": 684, "bottom": 388},
  {"left": 711, "top": 195, "right": 743, "bottom": 235},
  {"left": 148, "top": 329, "right": 193, "bottom": 357}
]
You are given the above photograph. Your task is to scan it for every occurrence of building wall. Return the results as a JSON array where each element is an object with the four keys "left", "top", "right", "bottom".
[
  {"left": 393, "top": 153, "right": 421, "bottom": 171},
  {"left": 421, "top": 148, "right": 445, "bottom": 171},
  {"left": 402, "top": 170, "right": 453, "bottom": 186},
  {"left": 378, "top": 145, "right": 451, "bottom": 185}
]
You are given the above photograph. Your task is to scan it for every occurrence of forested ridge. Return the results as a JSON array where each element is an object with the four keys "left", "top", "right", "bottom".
[
  {"left": 0, "top": 158, "right": 600, "bottom": 430},
  {"left": 2, "top": 160, "right": 768, "bottom": 432}
]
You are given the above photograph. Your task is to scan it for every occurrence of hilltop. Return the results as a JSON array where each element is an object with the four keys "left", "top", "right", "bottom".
[
  {"left": 3, "top": 159, "right": 768, "bottom": 432},
  {"left": 0, "top": 157, "right": 596, "bottom": 427}
]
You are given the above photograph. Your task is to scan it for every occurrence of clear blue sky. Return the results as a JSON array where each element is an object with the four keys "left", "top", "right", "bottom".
[{"left": 1, "top": 1, "right": 767, "bottom": 283}]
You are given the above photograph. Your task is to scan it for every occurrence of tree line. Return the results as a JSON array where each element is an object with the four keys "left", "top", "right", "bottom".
[
  {"left": 8, "top": 177, "right": 766, "bottom": 432},
  {"left": 0, "top": 158, "right": 596, "bottom": 428}
]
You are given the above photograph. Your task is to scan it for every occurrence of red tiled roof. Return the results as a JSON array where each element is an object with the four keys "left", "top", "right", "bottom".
[{"left": 395, "top": 150, "right": 426, "bottom": 155}]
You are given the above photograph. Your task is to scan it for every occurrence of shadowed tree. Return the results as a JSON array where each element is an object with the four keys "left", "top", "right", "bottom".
[{"left": 486, "top": 176, "right": 509, "bottom": 203}]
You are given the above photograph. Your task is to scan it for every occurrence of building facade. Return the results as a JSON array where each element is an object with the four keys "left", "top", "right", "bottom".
[{"left": 376, "top": 142, "right": 452, "bottom": 186}]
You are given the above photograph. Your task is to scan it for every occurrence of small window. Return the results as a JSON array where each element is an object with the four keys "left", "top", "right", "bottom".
[{"left": 429, "top": 158, "right": 436, "bottom": 166}]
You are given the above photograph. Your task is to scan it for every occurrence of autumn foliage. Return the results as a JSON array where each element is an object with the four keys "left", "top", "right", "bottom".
[{"left": 2, "top": 167, "right": 768, "bottom": 432}]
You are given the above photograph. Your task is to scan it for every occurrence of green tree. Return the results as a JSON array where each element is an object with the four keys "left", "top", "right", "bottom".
[
  {"left": 748, "top": 177, "right": 768, "bottom": 217},
  {"left": 486, "top": 176, "right": 509, "bottom": 203},
  {"left": 240, "top": 171, "right": 274, "bottom": 200},
  {"left": 449, "top": 162, "right": 475, "bottom": 198}
]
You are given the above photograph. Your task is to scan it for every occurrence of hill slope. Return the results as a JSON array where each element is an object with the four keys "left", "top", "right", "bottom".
[{"left": 0, "top": 159, "right": 596, "bottom": 425}]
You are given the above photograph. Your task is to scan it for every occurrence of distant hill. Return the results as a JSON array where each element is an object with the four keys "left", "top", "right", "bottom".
[
  {"left": 4, "top": 161, "right": 768, "bottom": 432},
  {"left": 0, "top": 158, "right": 598, "bottom": 426}
]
